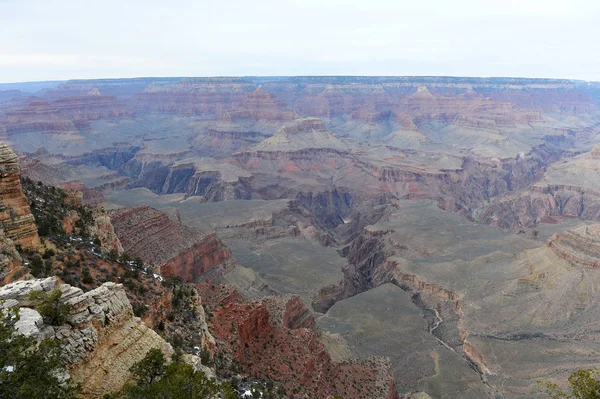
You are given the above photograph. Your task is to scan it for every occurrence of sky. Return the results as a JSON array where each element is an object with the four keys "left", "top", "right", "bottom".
[{"left": 1, "top": 0, "right": 599, "bottom": 83}]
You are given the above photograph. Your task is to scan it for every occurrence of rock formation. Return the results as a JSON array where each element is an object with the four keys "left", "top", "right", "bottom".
[
  {"left": 109, "top": 206, "right": 233, "bottom": 282},
  {"left": 0, "top": 144, "right": 39, "bottom": 248},
  {"left": 89, "top": 210, "right": 124, "bottom": 255},
  {"left": 0, "top": 277, "right": 173, "bottom": 398},
  {"left": 548, "top": 224, "right": 600, "bottom": 268},
  {"left": 243, "top": 117, "right": 350, "bottom": 154},
  {"left": 227, "top": 86, "right": 297, "bottom": 121},
  {"left": 198, "top": 283, "right": 400, "bottom": 399}
]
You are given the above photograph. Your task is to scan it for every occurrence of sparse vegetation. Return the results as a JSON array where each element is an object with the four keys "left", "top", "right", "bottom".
[
  {"left": 112, "top": 349, "right": 235, "bottom": 399},
  {"left": 28, "top": 289, "right": 72, "bottom": 326},
  {"left": 0, "top": 305, "right": 80, "bottom": 399},
  {"left": 540, "top": 369, "right": 600, "bottom": 398}
]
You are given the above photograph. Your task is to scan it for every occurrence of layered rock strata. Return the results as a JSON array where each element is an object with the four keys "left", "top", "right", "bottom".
[
  {"left": 198, "top": 284, "right": 400, "bottom": 399},
  {"left": 0, "top": 277, "right": 173, "bottom": 398},
  {"left": 547, "top": 224, "right": 600, "bottom": 268},
  {"left": 0, "top": 144, "right": 39, "bottom": 248},
  {"left": 109, "top": 206, "right": 232, "bottom": 282},
  {"left": 0, "top": 227, "right": 23, "bottom": 284}
]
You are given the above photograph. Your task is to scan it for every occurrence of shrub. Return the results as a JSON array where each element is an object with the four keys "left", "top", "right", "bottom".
[
  {"left": 42, "top": 248, "right": 56, "bottom": 259},
  {"left": 82, "top": 268, "right": 94, "bottom": 284},
  {"left": 0, "top": 306, "right": 80, "bottom": 398},
  {"left": 133, "top": 302, "right": 147, "bottom": 317},
  {"left": 120, "top": 348, "right": 225, "bottom": 399},
  {"left": 129, "top": 348, "right": 166, "bottom": 386},
  {"left": 30, "top": 255, "right": 45, "bottom": 277},
  {"left": 539, "top": 368, "right": 600, "bottom": 398},
  {"left": 28, "top": 289, "right": 72, "bottom": 326}
]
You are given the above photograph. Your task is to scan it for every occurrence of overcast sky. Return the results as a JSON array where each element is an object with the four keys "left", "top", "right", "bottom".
[{"left": 1, "top": 0, "right": 599, "bottom": 83}]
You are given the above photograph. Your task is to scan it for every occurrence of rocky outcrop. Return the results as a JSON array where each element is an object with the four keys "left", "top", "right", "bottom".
[
  {"left": 61, "top": 210, "right": 80, "bottom": 234},
  {"left": 89, "top": 211, "right": 124, "bottom": 255},
  {"left": 227, "top": 87, "right": 296, "bottom": 121},
  {"left": 0, "top": 277, "right": 173, "bottom": 398},
  {"left": 206, "top": 288, "right": 399, "bottom": 399},
  {"left": 191, "top": 126, "right": 267, "bottom": 157},
  {"left": 480, "top": 185, "right": 600, "bottom": 230},
  {"left": 241, "top": 118, "right": 350, "bottom": 154},
  {"left": 0, "top": 144, "right": 40, "bottom": 248},
  {"left": 161, "top": 233, "right": 233, "bottom": 282},
  {"left": 109, "top": 206, "right": 233, "bottom": 282},
  {"left": 547, "top": 224, "right": 600, "bottom": 268}
]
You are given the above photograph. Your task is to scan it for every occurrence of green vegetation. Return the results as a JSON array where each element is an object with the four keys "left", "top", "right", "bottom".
[
  {"left": 129, "top": 348, "right": 167, "bottom": 386},
  {"left": 114, "top": 348, "right": 236, "bottom": 399},
  {"left": 540, "top": 369, "right": 600, "bottom": 398},
  {"left": 29, "top": 254, "right": 47, "bottom": 277},
  {"left": 82, "top": 268, "right": 94, "bottom": 284},
  {"left": 0, "top": 305, "right": 80, "bottom": 399},
  {"left": 21, "top": 177, "right": 94, "bottom": 240},
  {"left": 28, "top": 289, "right": 72, "bottom": 326}
]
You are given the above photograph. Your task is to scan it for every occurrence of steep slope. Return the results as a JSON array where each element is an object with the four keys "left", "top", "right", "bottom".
[
  {"left": 547, "top": 223, "right": 600, "bottom": 268},
  {"left": 198, "top": 283, "right": 400, "bottom": 399},
  {"left": 109, "top": 205, "right": 233, "bottom": 282},
  {"left": 245, "top": 117, "right": 351, "bottom": 154},
  {"left": 0, "top": 144, "right": 40, "bottom": 248},
  {"left": 0, "top": 277, "right": 173, "bottom": 398},
  {"left": 481, "top": 142, "right": 600, "bottom": 230}
]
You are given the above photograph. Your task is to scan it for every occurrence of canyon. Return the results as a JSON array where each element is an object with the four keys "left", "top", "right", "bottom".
[{"left": 1, "top": 75, "right": 600, "bottom": 398}]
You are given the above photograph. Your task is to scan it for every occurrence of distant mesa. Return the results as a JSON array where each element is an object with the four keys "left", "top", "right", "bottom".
[{"left": 246, "top": 118, "right": 350, "bottom": 153}]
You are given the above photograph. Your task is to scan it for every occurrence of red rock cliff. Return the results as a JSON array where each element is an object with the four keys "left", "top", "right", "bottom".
[
  {"left": 0, "top": 144, "right": 40, "bottom": 248},
  {"left": 109, "top": 205, "right": 232, "bottom": 282},
  {"left": 202, "top": 287, "right": 399, "bottom": 399}
]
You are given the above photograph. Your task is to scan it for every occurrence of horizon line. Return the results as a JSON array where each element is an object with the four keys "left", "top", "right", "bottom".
[{"left": 1, "top": 74, "right": 599, "bottom": 86}]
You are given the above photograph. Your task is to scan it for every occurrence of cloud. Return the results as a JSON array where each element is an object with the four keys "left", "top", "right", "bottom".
[{"left": 0, "top": 0, "right": 599, "bottom": 82}]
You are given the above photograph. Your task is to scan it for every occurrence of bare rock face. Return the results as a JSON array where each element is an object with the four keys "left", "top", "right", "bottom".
[
  {"left": 204, "top": 288, "right": 399, "bottom": 399},
  {"left": 109, "top": 205, "right": 233, "bottom": 282},
  {"left": 0, "top": 277, "right": 173, "bottom": 398},
  {"left": 548, "top": 224, "right": 600, "bottom": 268},
  {"left": 0, "top": 144, "right": 40, "bottom": 249},
  {"left": 244, "top": 117, "right": 350, "bottom": 154},
  {"left": 228, "top": 87, "right": 297, "bottom": 121},
  {"left": 89, "top": 210, "right": 124, "bottom": 255}
]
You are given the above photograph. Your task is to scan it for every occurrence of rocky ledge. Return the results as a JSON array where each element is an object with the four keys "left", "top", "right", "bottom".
[
  {"left": 0, "top": 277, "right": 173, "bottom": 398},
  {"left": 197, "top": 283, "right": 400, "bottom": 399},
  {"left": 0, "top": 144, "right": 40, "bottom": 248},
  {"left": 548, "top": 224, "right": 600, "bottom": 268}
]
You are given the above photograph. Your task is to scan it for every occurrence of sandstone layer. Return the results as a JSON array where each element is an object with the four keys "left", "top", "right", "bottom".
[
  {"left": 109, "top": 205, "right": 233, "bottom": 282},
  {"left": 0, "top": 277, "right": 173, "bottom": 398},
  {"left": 197, "top": 283, "right": 400, "bottom": 399},
  {"left": 547, "top": 224, "right": 600, "bottom": 268},
  {"left": 0, "top": 227, "right": 23, "bottom": 284},
  {"left": 0, "top": 144, "right": 39, "bottom": 248}
]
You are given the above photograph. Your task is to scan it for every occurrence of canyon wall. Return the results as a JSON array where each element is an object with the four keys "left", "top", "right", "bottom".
[
  {"left": 198, "top": 283, "right": 400, "bottom": 399},
  {"left": 0, "top": 144, "right": 39, "bottom": 248},
  {"left": 547, "top": 224, "right": 600, "bottom": 268},
  {"left": 109, "top": 205, "right": 233, "bottom": 282}
]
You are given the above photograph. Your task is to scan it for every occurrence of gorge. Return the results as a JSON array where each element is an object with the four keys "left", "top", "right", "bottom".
[{"left": 1, "top": 75, "right": 600, "bottom": 398}]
